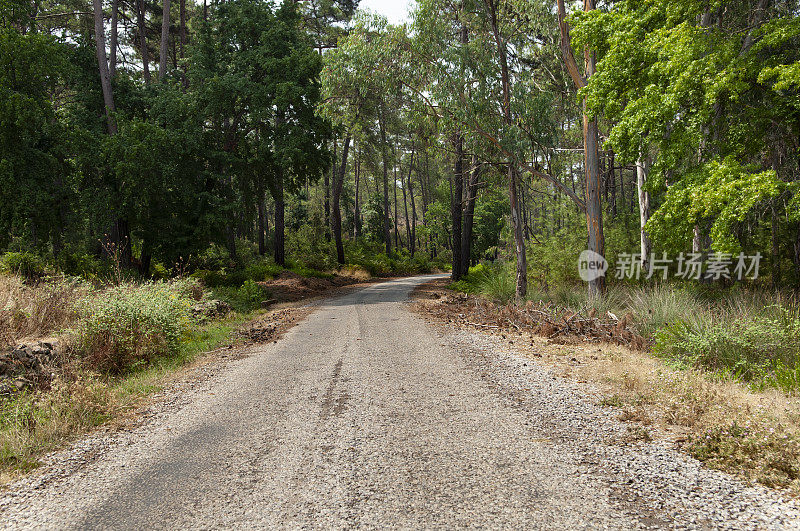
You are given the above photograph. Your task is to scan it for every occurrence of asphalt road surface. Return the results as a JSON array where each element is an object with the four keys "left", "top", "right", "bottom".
[{"left": 1, "top": 275, "right": 798, "bottom": 529}]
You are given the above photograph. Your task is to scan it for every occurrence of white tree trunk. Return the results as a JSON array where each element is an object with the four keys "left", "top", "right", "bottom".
[{"left": 636, "top": 155, "right": 651, "bottom": 272}]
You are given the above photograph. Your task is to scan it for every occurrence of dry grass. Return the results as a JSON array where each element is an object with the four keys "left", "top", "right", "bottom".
[
  {"left": 412, "top": 280, "right": 800, "bottom": 494},
  {"left": 0, "top": 274, "right": 87, "bottom": 351},
  {"left": 555, "top": 340, "right": 800, "bottom": 492}
]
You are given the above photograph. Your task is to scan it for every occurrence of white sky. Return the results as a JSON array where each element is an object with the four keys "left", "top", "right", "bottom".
[{"left": 357, "top": 0, "right": 414, "bottom": 24}]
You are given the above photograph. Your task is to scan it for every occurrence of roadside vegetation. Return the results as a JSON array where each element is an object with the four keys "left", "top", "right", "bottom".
[
  {"left": 0, "top": 240, "right": 439, "bottom": 481},
  {"left": 445, "top": 261, "right": 800, "bottom": 492}
]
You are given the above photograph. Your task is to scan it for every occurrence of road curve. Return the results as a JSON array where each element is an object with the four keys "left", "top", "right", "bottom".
[{"left": 1, "top": 275, "right": 798, "bottom": 529}]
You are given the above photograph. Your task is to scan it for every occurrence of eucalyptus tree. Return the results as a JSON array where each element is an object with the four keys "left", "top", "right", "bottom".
[
  {"left": 573, "top": 0, "right": 800, "bottom": 285},
  {"left": 321, "top": 12, "right": 406, "bottom": 261},
  {"left": 412, "top": 0, "right": 569, "bottom": 296}
]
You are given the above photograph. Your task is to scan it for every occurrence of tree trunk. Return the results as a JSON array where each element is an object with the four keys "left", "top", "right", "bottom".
[
  {"left": 584, "top": 113, "right": 606, "bottom": 296},
  {"left": 325, "top": 138, "right": 333, "bottom": 241},
  {"left": 393, "top": 144, "right": 400, "bottom": 250},
  {"left": 354, "top": 143, "right": 362, "bottom": 238},
  {"left": 402, "top": 147, "right": 415, "bottom": 255},
  {"left": 159, "top": 0, "right": 170, "bottom": 80},
  {"left": 110, "top": 0, "right": 118, "bottom": 78},
  {"left": 461, "top": 161, "right": 480, "bottom": 274},
  {"left": 274, "top": 176, "right": 285, "bottom": 266},
  {"left": 179, "top": 0, "right": 187, "bottom": 87},
  {"left": 408, "top": 145, "right": 417, "bottom": 257},
  {"left": 636, "top": 155, "right": 652, "bottom": 273},
  {"left": 379, "top": 106, "right": 392, "bottom": 255},
  {"left": 333, "top": 134, "right": 351, "bottom": 265},
  {"left": 486, "top": 0, "right": 525, "bottom": 297},
  {"left": 93, "top": 0, "right": 117, "bottom": 135},
  {"left": 258, "top": 189, "right": 266, "bottom": 255},
  {"left": 509, "top": 165, "right": 527, "bottom": 298},
  {"left": 451, "top": 133, "right": 464, "bottom": 280},
  {"left": 137, "top": 0, "right": 150, "bottom": 83},
  {"left": 557, "top": 0, "right": 605, "bottom": 297}
]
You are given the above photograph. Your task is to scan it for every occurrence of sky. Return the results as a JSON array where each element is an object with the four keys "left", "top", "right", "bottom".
[{"left": 357, "top": 0, "right": 414, "bottom": 24}]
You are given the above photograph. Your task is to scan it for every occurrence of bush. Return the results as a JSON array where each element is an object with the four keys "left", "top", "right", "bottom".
[
  {"left": 0, "top": 275, "right": 88, "bottom": 349},
  {"left": 55, "top": 250, "right": 103, "bottom": 280},
  {"left": 74, "top": 280, "right": 196, "bottom": 373},
  {"left": 237, "top": 279, "right": 268, "bottom": 306},
  {"left": 654, "top": 308, "right": 800, "bottom": 392},
  {"left": 0, "top": 252, "right": 47, "bottom": 280},
  {"left": 194, "top": 244, "right": 236, "bottom": 271}
]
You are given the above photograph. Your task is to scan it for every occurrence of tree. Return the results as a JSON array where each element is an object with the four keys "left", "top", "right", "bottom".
[{"left": 556, "top": 0, "right": 605, "bottom": 297}]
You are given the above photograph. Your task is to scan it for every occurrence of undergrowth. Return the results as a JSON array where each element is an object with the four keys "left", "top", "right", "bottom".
[{"left": 451, "top": 261, "right": 800, "bottom": 395}]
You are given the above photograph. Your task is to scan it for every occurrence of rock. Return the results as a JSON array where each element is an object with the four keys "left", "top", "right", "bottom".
[
  {"left": 191, "top": 299, "right": 232, "bottom": 320},
  {"left": 0, "top": 340, "right": 60, "bottom": 394},
  {"left": 261, "top": 299, "right": 278, "bottom": 309}
]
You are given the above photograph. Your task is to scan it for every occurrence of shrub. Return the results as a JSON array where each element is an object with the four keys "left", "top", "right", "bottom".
[
  {"left": 654, "top": 309, "right": 800, "bottom": 392},
  {"left": 0, "top": 253, "right": 47, "bottom": 280},
  {"left": 195, "top": 244, "right": 235, "bottom": 271},
  {"left": 55, "top": 250, "right": 103, "bottom": 280},
  {"left": 237, "top": 280, "right": 268, "bottom": 306},
  {"left": 74, "top": 281, "right": 195, "bottom": 373}
]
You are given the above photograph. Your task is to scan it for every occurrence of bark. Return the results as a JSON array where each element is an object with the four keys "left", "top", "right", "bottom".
[
  {"left": 354, "top": 143, "right": 362, "bottom": 238},
  {"left": 379, "top": 106, "right": 392, "bottom": 255},
  {"left": 179, "top": 0, "right": 186, "bottom": 87},
  {"left": 137, "top": 0, "right": 150, "bottom": 83},
  {"left": 325, "top": 138, "right": 334, "bottom": 241},
  {"left": 110, "top": 0, "right": 118, "bottom": 78},
  {"left": 332, "top": 134, "right": 351, "bottom": 265},
  {"left": 258, "top": 189, "right": 266, "bottom": 255},
  {"left": 485, "top": 0, "right": 526, "bottom": 297},
  {"left": 584, "top": 112, "right": 606, "bottom": 296},
  {"left": 393, "top": 144, "right": 400, "bottom": 250},
  {"left": 509, "top": 166, "right": 527, "bottom": 298},
  {"left": 274, "top": 176, "right": 285, "bottom": 266},
  {"left": 408, "top": 145, "right": 417, "bottom": 257},
  {"left": 461, "top": 161, "right": 480, "bottom": 274},
  {"left": 451, "top": 133, "right": 464, "bottom": 280},
  {"left": 636, "top": 155, "right": 652, "bottom": 273},
  {"left": 558, "top": 0, "right": 606, "bottom": 297},
  {"left": 93, "top": 0, "right": 117, "bottom": 135},
  {"left": 159, "top": 0, "right": 170, "bottom": 81},
  {"left": 402, "top": 146, "right": 415, "bottom": 256},
  {"left": 609, "top": 153, "right": 617, "bottom": 217}
]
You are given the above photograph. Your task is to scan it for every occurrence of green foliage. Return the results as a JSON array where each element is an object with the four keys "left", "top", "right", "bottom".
[
  {"left": 0, "top": 252, "right": 47, "bottom": 280},
  {"left": 74, "top": 280, "right": 198, "bottom": 373},
  {"left": 450, "top": 262, "right": 517, "bottom": 302},
  {"left": 654, "top": 310, "right": 800, "bottom": 393},
  {"left": 287, "top": 225, "right": 337, "bottom": 271}
]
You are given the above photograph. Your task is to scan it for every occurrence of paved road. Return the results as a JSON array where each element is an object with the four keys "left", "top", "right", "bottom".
[{"left": 2, "top": 275, "right": 798, "bottom": 529}]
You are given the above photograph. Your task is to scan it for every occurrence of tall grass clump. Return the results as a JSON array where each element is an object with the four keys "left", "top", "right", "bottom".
[
  {"left": 654, "top": 306, "right": 800, "bottom": 393},
  {"left": 450, "top": 262, "right": 516, "bottom": 302},
  {"left": 74, "top": 279, "right": 198, "bottom": 373},
  {"left": 0, "top": 275, "right": 88, "bottom": 350}
]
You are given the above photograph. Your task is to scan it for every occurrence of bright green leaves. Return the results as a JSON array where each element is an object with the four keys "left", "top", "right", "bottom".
[{"left": 647, "top": 159, "right": 784, "bottom": 254}]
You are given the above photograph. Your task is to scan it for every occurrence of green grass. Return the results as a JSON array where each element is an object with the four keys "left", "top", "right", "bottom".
[{"left": 0, "top": 304, "right": 254, "bottom": 481}]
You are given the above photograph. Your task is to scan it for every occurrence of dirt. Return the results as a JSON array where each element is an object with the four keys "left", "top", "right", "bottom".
[
  {"left": 258, "top": 270, "right": 370, "bottom": 303},
  {"left": 410, "top": 279, "right": 650, "bottom": 350}
]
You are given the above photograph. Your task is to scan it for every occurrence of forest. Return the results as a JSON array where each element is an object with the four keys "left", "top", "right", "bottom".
[
  {"left": 3, "top": 0, "right": 800, "bottom": 295},
  {"left": 2, "top": 0, "right": 800, "bottom": 490}
]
